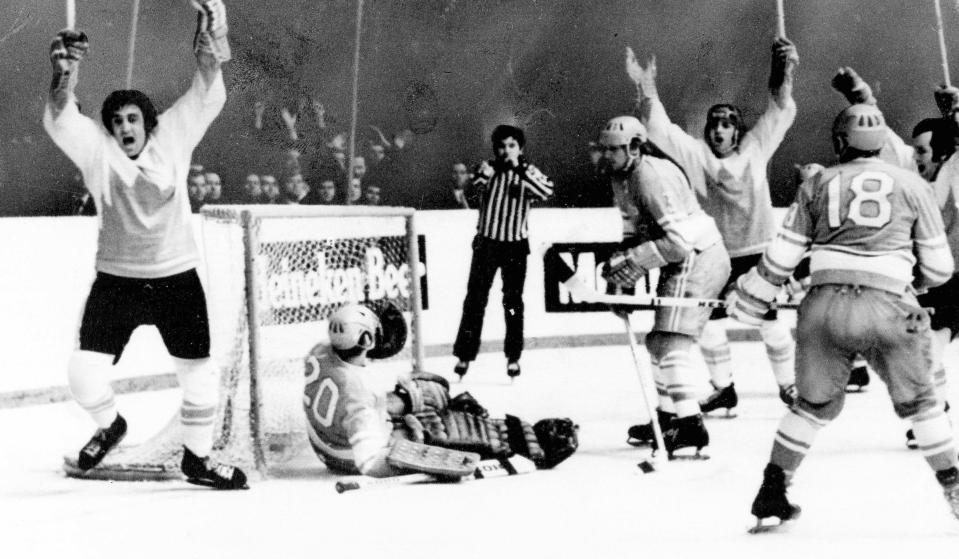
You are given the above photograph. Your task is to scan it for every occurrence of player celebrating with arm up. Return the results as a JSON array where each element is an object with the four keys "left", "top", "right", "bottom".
[
  {"left": 627, "top": 37, "right": 799, "bottom": 414},
  {"left": 596, "top": 116, "right": 731, "bottom": 458},
  {"left": 729, "top": 104, "right": 959, "bottom": 530},
  {"left": 44, "top": 1, "right": 247, "bottom": 489}
]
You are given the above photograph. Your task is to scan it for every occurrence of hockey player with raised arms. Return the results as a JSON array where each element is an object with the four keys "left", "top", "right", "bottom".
[
  {"left": 727, "top": 103, "right": 959, "bottom": 530},
  {"left": 304, "top": 303, "right": 578, "bottom": 477},
  {"left": 43, "top": 1, "right": 247, "bottom": 489},
  {"left": 591, "top": 115, "right": 730, "bottom": 457},
  {"left": 626, "top": 37, "right": 799, "bottom": 415}
]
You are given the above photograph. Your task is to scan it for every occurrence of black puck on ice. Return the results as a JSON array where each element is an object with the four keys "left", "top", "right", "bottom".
[{"left": 637, "top": 460, "right": 656, "bottom": 473}]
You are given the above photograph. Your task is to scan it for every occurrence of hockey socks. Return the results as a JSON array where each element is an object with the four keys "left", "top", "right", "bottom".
[
  {"left": 175, "top": 358, "right": 219, "bottom": 457},
  {"left": 760, "top": 319, "right": 795, "bottom": 388},
  {"left": 769, "top": 407, "right": 826, "bottom": 474},
  {"left": 910, "top": 408, "right": 957, "bottom": 472},
  {"left": 699, "top": 320, "right": 733, "bottom": 388},
  {"left": 68, "top": 350, "right": 119, "bottom": 429}
]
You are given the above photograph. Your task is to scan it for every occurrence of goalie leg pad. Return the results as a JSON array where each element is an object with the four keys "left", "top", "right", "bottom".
[
  {"left": 504, "top": 415, "right": 546, "bottom": 466},
  {"left": 420, "top": 410, "right": 508, "bottom": 458},
  {"left": 386, "top": 438, "right": 480, "bottom": 479}
]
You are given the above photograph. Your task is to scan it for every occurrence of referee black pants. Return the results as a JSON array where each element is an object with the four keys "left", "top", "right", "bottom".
[{"left": 453, "top": 236, "right": 529, "bottom": 363}]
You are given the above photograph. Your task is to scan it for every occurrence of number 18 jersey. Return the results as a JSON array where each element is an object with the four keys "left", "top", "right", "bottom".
[{"left": 763, "top": 157, "right": 952, "bottom": 294}]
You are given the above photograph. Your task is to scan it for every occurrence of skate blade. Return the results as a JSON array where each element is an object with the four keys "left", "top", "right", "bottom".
[
  {"left": 703, "top": 410, "right": 738, "bottom": 419},
  {"left": 747, "top": 515, "right": 797, "bottom": 534},
  {"left": 667, "top": 450, "right": 710, "bottom": 461},
  {"left": 626, "top": 438, "right": 653, "bottom": 448},
  {"left": 185, "top": 477, "right": 250, "bottom": 490},
  {"left": 844, "top": 386, "right": 867, "bottom": 393}
]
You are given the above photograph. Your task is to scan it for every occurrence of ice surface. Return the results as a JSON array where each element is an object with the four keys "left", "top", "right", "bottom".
[{"left": 2, "top": 342, "right": 958, "bottom": 558}]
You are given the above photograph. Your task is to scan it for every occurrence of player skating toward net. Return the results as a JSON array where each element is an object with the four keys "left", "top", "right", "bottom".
[
  {"left": 586, "top": 116, "right": 730, "bottom": 457},
  {"left": 726, "top": 103, "right": 959, "bottom": 531},
  {"left": 43, "top": 1, "right": 246, "bottom": 489},
  {"left": 304, "top": 304, "right": 577, "bottom": 478},
  {"left": 626, "top": 38, "right": 799, "bottom": 416}
]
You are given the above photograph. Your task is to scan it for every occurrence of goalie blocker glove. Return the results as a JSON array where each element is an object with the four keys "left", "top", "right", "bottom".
[{"left": 192, "top": 0, "right": 231, "bottom": 62}]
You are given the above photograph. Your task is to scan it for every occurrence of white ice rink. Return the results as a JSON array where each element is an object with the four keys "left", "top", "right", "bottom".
[{"left": 3, "top": 341, "right": 958, "bottom": 559}]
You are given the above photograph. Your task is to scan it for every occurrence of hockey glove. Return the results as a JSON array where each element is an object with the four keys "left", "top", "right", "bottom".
[
  {"left": 768, "top": 37, "right": 799, "bottom": 91},
  {"left": 192, "top": 0, "right": 231, "bottom": 62},
  {"left": 831, "top": 67, "right": 876, "bottom": 105},
  {"left": 367, "top": 301, "right": 408, "bottom": 360},
  {"left": 725, "top": 267, "right": 780, "bottom": 326},
  {"left": 533, "top": 417, "right": 579, "bottom": 469},
  {"left": 935, "top": 85, "right": 959, "bottom": 119},
  {"left": 394, "top": 373, "right": 450, "bottom": 415},
  {"left": 50, "top": 29, "right": 89, "bottom": 73},
  {"left": 625, "top": 48, "right": 658, "bottom": 99},
  {"left": 602, "top": 251, "right": 647, "bottom": 288}
]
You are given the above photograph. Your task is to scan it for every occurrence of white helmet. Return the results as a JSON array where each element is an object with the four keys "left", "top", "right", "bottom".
[
  {"left": 832, "top": 103, "right": 886, "bottom": 153},
  {"left": 328, "top": 304, "right": 379, "bottom": 351},
  {"left": 599, "top": 116, "right": 647, "bottom": 147}
]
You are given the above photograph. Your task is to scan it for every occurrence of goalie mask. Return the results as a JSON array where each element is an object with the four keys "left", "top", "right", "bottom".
[
  {"left": 328, "top": 304, "right": 379, "bottom": 351},
  {"left": 599, "top": 116, "right": 647, "bottom": 174},
  {"left": 704, "top": 104, "right": 745, "bottom": 157},
  {"left": 831, "top": 103, "right": 886, "bottom": 158}
]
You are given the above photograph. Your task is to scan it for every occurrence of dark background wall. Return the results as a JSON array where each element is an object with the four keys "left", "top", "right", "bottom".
[{"left": 1, "top": 0, "right": 956, "bottom": 215}]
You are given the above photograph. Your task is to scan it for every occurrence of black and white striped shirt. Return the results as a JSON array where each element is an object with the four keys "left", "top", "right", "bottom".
[{"left": 473, "top": 163, "right": 553, "bottom": 242}]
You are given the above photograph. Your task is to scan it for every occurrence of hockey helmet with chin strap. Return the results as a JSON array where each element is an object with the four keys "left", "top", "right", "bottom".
[
  {"left": 831, "top": 103, "right": 886, "bottom": 153},
  {"left": 599, "top": 116, "right": 647, "bottom": 148},
  {"left": 704, "top": 104, "right": 746, "bottom": 147},
  {"left": 328, "top": 304, "right": 380, "bottom": 351}
]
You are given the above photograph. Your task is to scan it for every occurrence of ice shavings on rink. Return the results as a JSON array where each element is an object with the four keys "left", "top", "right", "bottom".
[{"left": 2, "top": 342, "right": 958, "bottom": 559}]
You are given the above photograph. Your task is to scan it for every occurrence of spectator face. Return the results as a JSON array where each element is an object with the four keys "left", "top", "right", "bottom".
[
  {"left": 328, "top": 133, "right": 347, "bottom": 152},
  {"left": 913, "top": 131, "right": 940, "bottom": 182},
  {"left": 363, "top": 185, "right": 382, "bottom": 205},
  {"left": 348, "top": 178, "right": 362, "bottom": 203},
  {"left": 452, "top": 163, "right": 470, "bottom": 188},
  {"left": 204, "top": 172, "right": 222, "bottom": 201},
  {"left": 370, "top": 144, "right": 386, "bottom": 163},
  {"left": 244, "top": 174, "right": 262, "bottom": 198},
  {"left": 109, "top": 104, "right": 147, "bottom": 158},
  {"left": 353, "top": 157, "right": 367, "bottom": 179},
  {"left": 393, "top": 129, "right": 413, "bottom": 150},
  {"left": 188, "top": 174, "right": 208, "bottom": 202},
  {"left": 333, "top": 151, "right": 346, "bottom": 169},
  {"left": 588, "top": 143, "right": 603, "bottom": 166},
  {"left": 494, "top": 136, "right": 522, "bottom": 164},
  {"left": 319, "top": 180, "right": 336, "bottom": 203},
  {"left": 261, "top": 175, "right": 280, "bottom": 202},
  {"left": 283, "top": 173, "right": 309, "bottom": 200}
]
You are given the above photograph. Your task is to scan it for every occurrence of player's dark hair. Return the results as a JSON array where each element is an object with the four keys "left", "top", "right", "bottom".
[
  {"left": 491, "top": 124, "right": 526, "bottom": 148},
  {"left": 839, "top": 146, "right": 882, "bottom": 163},
  {"left": 101, "top": 90, "right": 158, "bottom": 135},
  {"left": 912, "top": 117, "right": 956, "bottom": 162}
]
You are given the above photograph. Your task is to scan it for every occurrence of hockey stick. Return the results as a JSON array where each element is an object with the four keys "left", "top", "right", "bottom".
[
  {"left": 775, "top": 0, "right": 786, "bottom": 38},
  {"left": 622, "top": 313, "right": 666, "bottom": 473},
  {"left": 936, "top": 0, "right": 952, "bottom": 86},
  {"left": 66, "top": 0, "right": 75, "bottom": 30},
  {"left": 125, "top": 0, "right": 140, "bottom": 89},
  {"left": 580, "top": 291, "right": 800, "bottom": 311},
  {"left": 335, "top": 454, "right": 536, "bottom": 493}
]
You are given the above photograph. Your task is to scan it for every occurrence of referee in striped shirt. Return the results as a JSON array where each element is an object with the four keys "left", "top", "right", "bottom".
[{"left": 453, "top": 124, "right": 554, "bottom": 379}]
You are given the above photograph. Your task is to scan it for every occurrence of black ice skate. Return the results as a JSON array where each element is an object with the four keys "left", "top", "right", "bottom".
[
  {"left": 77, "top": 414, "right": 128, "bottom": 471},
  {"left": 506, "top": 361, "right": 521, "bottom": 380},
  {"left": 749, "top": 463, "right": 801, "bottom": 533},
  {"left": 627, "top": 409, "right": 675, "bottom": 447},
  {"left": 181, "top": 447, "right": 249, "bottom": 490},
  {"left": 663, "top": 414, "right": 710, "bottom": 460},
  {"left": 938, "top": 468, "right": 959, "bottom": 521},
  {"left": 779, "top": 384, "right": 798, "bottom": 407},
  {"left": 453, "top": 360, "right": 470, "bottom": 380},
  {"left": 845, "top": 365, "right": 870, "bottom": 392},
  {"left": 700, "top": 382, "right": 738, "bottom": 418}
]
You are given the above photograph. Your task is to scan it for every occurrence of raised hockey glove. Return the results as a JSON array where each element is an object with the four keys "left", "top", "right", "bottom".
[
  {"left": 625, "top": 47, "right": 658, "bottom": 99},
  {"left": 831, "top": 67, "right": 876, "bottom": 105},
  {"left": 192, "top": 0, "right": 231, "bottom": 62},
  {"left": 50, "top": 29, "right": 89, "bottom": 73},
  {"left": 725, "top": 267, "right": 780, "bottom": 326},
  {"left": 768, "top": 37, "right": 798, "bottom": 91},
  {"left": 367, "top": 301, "right": 408, "bottom": 359},
  {"left": 935, "top": 85, "right": 959, "bottom": 119}
]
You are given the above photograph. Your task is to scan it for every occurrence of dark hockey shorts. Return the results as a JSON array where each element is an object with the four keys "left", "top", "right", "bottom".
[
  {"left": 79, "top": 269, "right": 211, "bottom": 359},
  {"left": 918, "top": 274, "right": 959, "bottom": 340}
]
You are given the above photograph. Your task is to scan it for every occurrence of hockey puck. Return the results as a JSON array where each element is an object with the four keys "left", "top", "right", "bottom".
[{"left": 637, "top": 460, "right": 656, "bottom": 473}]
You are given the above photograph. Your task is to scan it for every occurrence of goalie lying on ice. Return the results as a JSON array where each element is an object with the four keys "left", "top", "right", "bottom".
[{"left": 304, "top": 303, "right": 578, "bottom": 478}]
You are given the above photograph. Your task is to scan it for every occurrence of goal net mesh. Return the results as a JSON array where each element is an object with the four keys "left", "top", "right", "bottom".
[{"left": 64, "top": 205, "right": 424, "bottom": 481}]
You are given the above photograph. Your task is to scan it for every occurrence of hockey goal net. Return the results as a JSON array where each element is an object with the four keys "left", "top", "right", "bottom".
[{"left": 64, "top": 205, "right": 425, "bottom": 481}]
